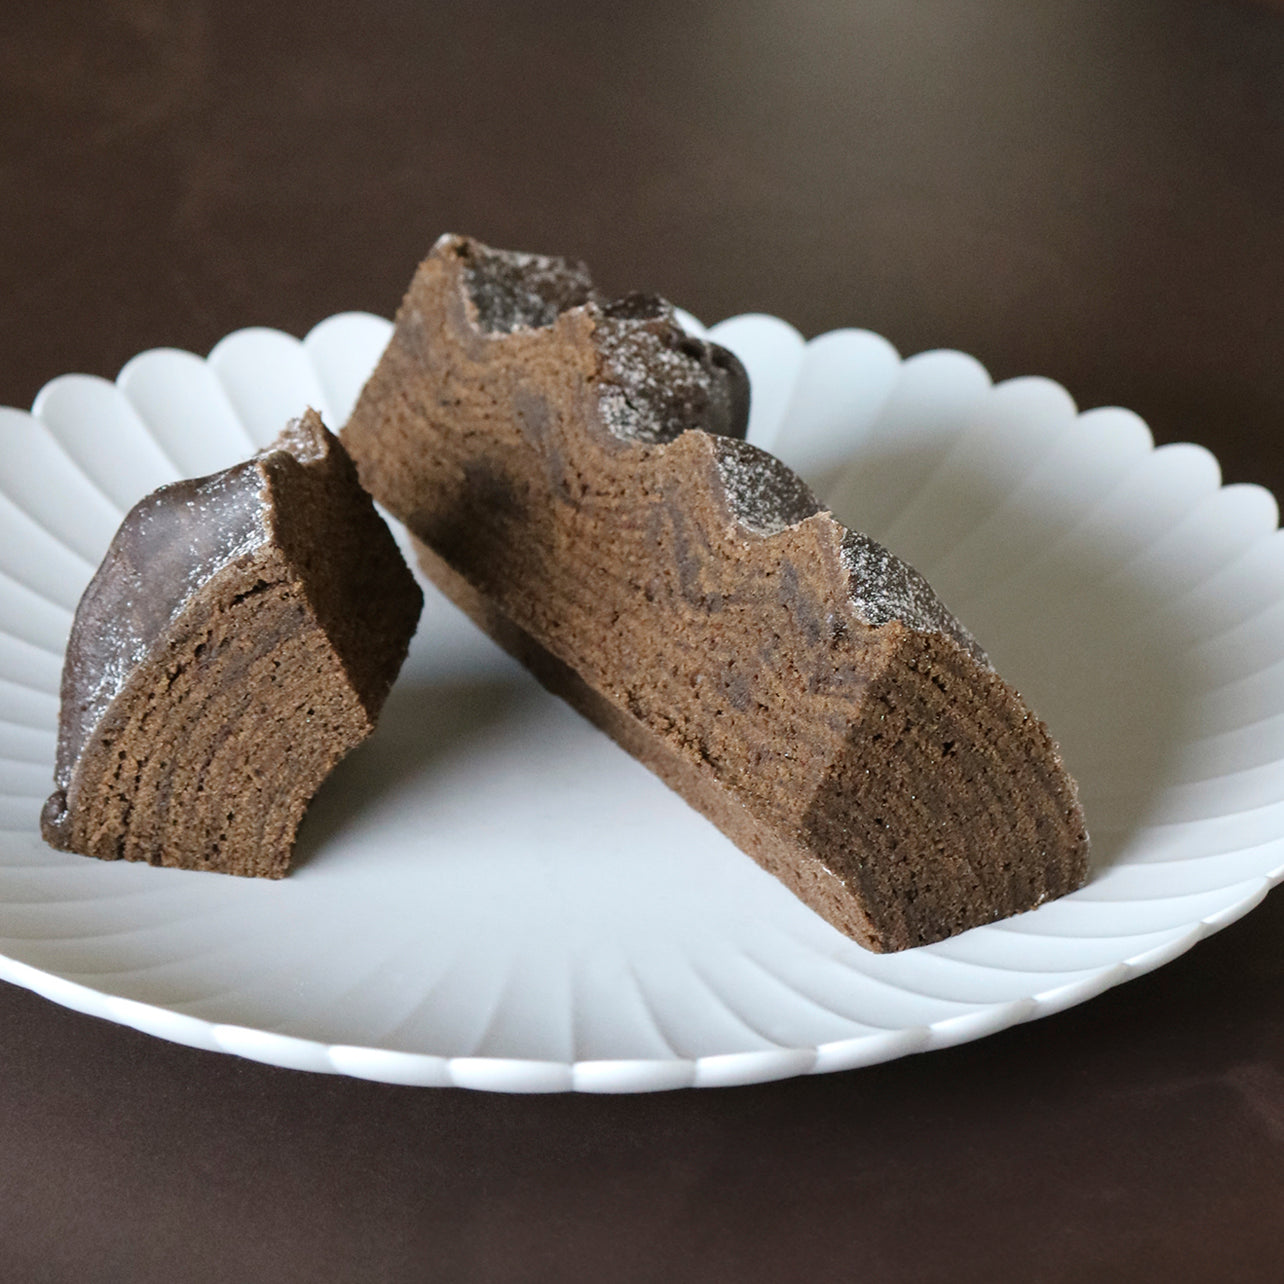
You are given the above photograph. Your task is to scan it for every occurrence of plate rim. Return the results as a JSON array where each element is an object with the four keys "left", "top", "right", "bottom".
[{"left": 2, "top": 309, "right": 1281, "bottom": 1092}]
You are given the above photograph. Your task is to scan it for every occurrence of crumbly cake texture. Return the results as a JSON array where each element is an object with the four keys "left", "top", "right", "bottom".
[
  {"left": 42, "top": 411, "right": 423, "bottom": 878},
  {"left": 342, "top": 235, "right": 1089, "bottom": 951}
]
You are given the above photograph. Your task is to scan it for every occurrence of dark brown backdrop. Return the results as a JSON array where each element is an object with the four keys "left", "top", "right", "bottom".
[{"left": 2, "top": 2, "right": 1283, "bottom": 1281}]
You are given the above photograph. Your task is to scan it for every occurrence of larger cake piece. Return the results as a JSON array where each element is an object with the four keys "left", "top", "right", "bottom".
[
  {"left": 42, "top": 411, "right": 423, "bottom": 878},
  {"left": 342, "top": 235, "right": 1089, "bottom": 950}
]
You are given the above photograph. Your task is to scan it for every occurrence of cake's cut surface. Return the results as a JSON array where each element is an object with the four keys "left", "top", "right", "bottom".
[
  {"left": 42, "top": 411, "right": 423, "bottom": 878},
  {"left": 342, "top": 235, "right": 1089, "bottom": 950}
]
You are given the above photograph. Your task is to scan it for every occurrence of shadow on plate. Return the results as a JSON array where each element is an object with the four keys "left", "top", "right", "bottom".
[{"left": 290, "top": 672, "right": 532, "bottom": 870}]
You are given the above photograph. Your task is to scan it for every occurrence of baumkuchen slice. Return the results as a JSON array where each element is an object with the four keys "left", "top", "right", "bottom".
[
  {"left": 42, "top": 411, "right": 423, "bottom": 877},
  {"left": 342, "top": 236, "right": 1088, "bottom": 950}
]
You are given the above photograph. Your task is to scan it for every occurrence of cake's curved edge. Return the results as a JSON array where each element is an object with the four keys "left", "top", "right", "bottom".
[
  {"left": 42, "top": 456, "right": 274, "bottom": 845},
  {"left": 801, "top": 622, "right": 1090, "bottom": 950}
]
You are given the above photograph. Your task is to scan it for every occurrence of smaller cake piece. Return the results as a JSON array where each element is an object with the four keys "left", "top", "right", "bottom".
[{"left": 41, "top": 411, "right": 423, "bottom": 878}]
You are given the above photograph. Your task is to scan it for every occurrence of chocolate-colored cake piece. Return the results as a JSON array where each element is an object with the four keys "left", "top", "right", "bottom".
[
  {"left": 42, "top": 411, "right": 423, "bottom": 878},
  {"left": 343, "top": 235, "right": 1089, "bottom": 950}
]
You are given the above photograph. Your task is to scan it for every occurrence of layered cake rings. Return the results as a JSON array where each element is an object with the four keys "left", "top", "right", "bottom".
[
  {"left": 42, "top": 413, "right": 422, "bottom": 878},
  {"left": 341, "top": 236, "right": 1089, "bottom": 950}
]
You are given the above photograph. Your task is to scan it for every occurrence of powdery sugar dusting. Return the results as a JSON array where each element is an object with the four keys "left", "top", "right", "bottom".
[
  {"left": 840, "top": 530, "right": 989, "bottom": 665},
  {"left": 464, "top": 245, "right": 595, "bottom": 334},
  {"left": 596, "top": 301, "right": 742, "bottom": 445},
  {"left": 711, "top": 437, "right": 822, "bottom": 536},
  {"left": 714, "top": 437, "right": 988, "bottom": 662},
  {"left": 453, "top": 238, "right": 747, "bottom": 446}
]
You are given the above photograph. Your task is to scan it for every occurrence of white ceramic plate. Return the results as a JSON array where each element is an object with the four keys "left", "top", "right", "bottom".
[{"left": 2, "top": 311, "right": 1282, "bottom": 1092}]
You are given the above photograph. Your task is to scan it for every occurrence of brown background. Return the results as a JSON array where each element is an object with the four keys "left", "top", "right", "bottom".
[{"left": 2, "top": 2, "right": 1283, "bottom": 1280}]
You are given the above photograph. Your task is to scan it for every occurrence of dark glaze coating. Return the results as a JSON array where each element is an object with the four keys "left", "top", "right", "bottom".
[{"left": 42, "top": 462, "right": 270, "bottom": 845}]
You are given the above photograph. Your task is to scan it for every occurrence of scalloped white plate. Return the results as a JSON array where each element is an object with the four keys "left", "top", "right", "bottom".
[{"left": 2, "top": 311, "right": 1282, "bottom": 1092}]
